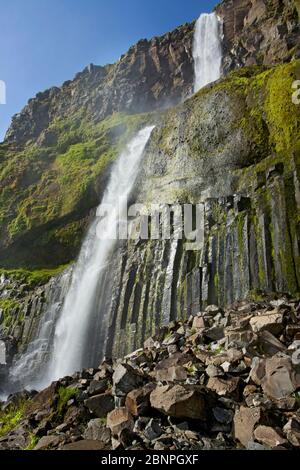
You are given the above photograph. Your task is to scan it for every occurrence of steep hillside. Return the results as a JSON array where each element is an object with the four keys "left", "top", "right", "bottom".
[
  {"left": 0, "top": 0, "right": 299, "bottom": 401},
  {"left": 0, "top": 0, "right": 298, "bottom": 269}
]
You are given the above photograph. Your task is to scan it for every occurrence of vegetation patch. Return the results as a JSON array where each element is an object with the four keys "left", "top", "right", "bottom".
[
  {"left": 56, "top": 386, "right": 78, "bottom": 417},
  {"left": 0, "top": 265, "right": 69, "bottom": 288},
  {"left": 0, "top": 401, "right": 26, "bottom": 437}
]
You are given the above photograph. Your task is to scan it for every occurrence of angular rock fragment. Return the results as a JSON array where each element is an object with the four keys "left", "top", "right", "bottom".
[
  {"left": 112, "top": 363, "right": 145, "bottom": 396},
  {"left": 207, "top": 376, "right": 241, "bottom": 399},
  {"left": 261, "top": 354, "right": 300, "bottom": 400},
  {"left": 150, "top": 385, "right": 207, "bottom": 420},
  {"left": 107, "top": 407, "right": 134, "bottom": 436},
  {"left": 234, "top": 406, "right": 263, "bottom": 448},
  {"left": 83, "top": 418, "right": 111, "bottom": 443},
  {"left": 84, "top": 393, "right": 114, "bottom": 418},
  {"left": 254, "top": 425, "right": 287, "bottom": 448},
  {"left": 125, "top": 383, "right": 155, "bottom": 416}
]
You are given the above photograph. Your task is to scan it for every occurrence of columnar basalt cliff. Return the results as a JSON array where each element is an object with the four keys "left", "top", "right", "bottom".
[{"left": 0, "top": 0, "right": 299, "bottom": 391}]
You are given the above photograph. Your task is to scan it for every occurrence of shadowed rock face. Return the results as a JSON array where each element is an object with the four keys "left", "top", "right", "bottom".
[{"left": 216, "top": 0, "right": 299, "bottom": 72}]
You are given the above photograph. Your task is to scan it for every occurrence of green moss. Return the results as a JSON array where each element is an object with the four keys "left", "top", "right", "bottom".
[
  {"left": 24, "top": 433, "right": 39, "bottom": 450},
  {"left": 56, "top": 386, "right": 78, "bottom": 416},
  {"left": 0, "top": 111, "right": 153, "bottom": 267},
  {"left": 0, "top": 265, "right": 69, "bottom": 288},
  {"left": 0, "top": 402, "right": 26, "bottom": 437},
  {"left": 264, "top": 62, "right": 300, "bottom": 154},
  {"left": 0, "top": 299, "right": 22, "bottom": 329}
]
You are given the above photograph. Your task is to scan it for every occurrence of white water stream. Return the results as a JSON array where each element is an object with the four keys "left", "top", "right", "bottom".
[
  {"left": 193, "top": 12, "right": 222, "bottom": 92},
  {"left": 45, "top": 126, "right": 154, "bottom": 384}
]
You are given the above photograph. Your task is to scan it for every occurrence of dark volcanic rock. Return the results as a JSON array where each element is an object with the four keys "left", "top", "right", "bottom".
[{"left": 84, "top": 393, "right": 114, "bottom": 418}]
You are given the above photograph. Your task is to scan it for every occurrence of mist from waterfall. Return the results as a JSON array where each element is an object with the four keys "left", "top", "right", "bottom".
[{"left": 193, "top": 12, "right": 222, "bottom": 93}]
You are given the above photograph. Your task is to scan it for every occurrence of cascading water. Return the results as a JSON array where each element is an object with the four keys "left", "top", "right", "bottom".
[
  {"left": 6, "top": 126, "right": 154, "bottom": 393},
  {"left": 5, "top": 16, "right": 223, "bottom": 394},
  {"left": 193, "top": 12, "right": 222, "bottom": 92},
  {"left": 41, "top": 126, "right": 154, "bottom": 385}
]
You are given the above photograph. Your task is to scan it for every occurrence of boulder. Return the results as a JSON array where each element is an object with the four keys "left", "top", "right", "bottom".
[
  {"left": 112, "top": 363, "right": 145, "bottom": 396},
  {"left": 261, "top": 354, "right": 300, "bottom": 400},
  {"left": 27, "top": 382, "right": 58, "bottom": 415},
  {"left": 34, "top": 435, "right": 62, "bottom": 450},
  {"left": 205, "top": 305, "right": 222, "bottom": 316},
  {"left": 107, "top": 408, "right": 134, "bottom": 436},
  {"left": 204, "top": 327, "right": 224, "bottom": 341},
  {"left": 207, "top": 376, "right": 241, "bottom": 398},
  {"left": 234, "top": 406, "right": 263, "bottom": 448},
  {"left": 61, "top": 440, "right": 106, "bottom": 450},
  {"left": 254, "top": 425, "right": 287, "bottom": 448},
  {"left": 250, "top": 311, "right": 284, "bottom": 335},
  {"left": 154, "top": 352, "right": 194, "bottom": 369},
  {"left": 208, "top": 348, "right": 244, "bottom": 367},
  {"left": 162, "top": 333, "right": 180, "bottom": 346},
  {"left": 192, "top": 316, "right": 206, "bottom": 329},
  {"left": 249, "top": 357, "right": 266, "bottom": 385},
  {"left": 150, "top": 385, "right": 207, "bottom": 420},
  {"left": 152, "top": 365, "right": 187, "bottom": 382},
  {"left": 125, "top": 384, "right": 155, "bottom": 416},
  {"left": 256, "top": 331, "right": 286, "bottom": 356},
  {"left": 83, "top": 419, "right": 111, "bottom": 443},
  {"left": 213, "top": 407, "right": 234, "bottom": 425},
  {"left": 205, "top": 365, "right": 224, "bottom": 378},
  {"left": 283, "top": 417, "right": 300, "bottom": 447},
  {"left": 87, "top": 379, "right": 109, "bottom": 396},
  {"left": 144, "top": 418, "right": 163, "bottom": 440},
  {"left": 84, "top": 393, "right": 114, "bottom": 418}
]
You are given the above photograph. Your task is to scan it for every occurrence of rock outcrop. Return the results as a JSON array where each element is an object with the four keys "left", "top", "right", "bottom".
[{"left": 216, "top": 0, "right": 300, "bottom": 72}]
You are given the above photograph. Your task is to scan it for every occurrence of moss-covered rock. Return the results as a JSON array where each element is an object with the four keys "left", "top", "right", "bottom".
[{"left": 0, "top": 112, "right": 152, "bottom": 268}]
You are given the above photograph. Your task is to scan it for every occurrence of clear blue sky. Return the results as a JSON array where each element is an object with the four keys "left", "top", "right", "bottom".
[{"left": 0, "top": 0, "right": 217, "bottom": 141}]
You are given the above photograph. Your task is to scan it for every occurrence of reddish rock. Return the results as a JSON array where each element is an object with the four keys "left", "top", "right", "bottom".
[
  {"left": 207, "top": 376, "right": 241, "bottom": 398},
  {"left": 254, "top": 425, "right": 287, "bottom": 448},
  {"left": 107, "top": 408, "right": 134, "bottom": 436},
  {"left": 261, "top": 354, "right": 300, "bottom": 400},
  {"left": 234, "top": 406, "right": 263, "bottom": 448},
  {"left": 125, "top": 384, "right": 155, "bottom": 416},
  {"left": 150, "top": 385, "right": 207, "bottom": 420},
  {"left": 61, "top": 440, "right": 107, "bottom": 450},
  {"left": 34, "top": 435, "right": 63, "bottom": 450}
]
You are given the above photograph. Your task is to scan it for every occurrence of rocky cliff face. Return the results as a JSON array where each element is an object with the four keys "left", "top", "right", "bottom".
[
  {"left": 0, "top": 0, "right": 299, "bottom": 381},
  {"left": 0, "top": 0, "right": 298, "bottom": 269},
  {"left": 216, "top": 0, "right": 300, "bottom": 72}
]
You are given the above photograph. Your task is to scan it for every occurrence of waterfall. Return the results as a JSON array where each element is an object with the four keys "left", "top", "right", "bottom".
[
  {"left": 193, "top": 12, "right": 222, "bottom": 93},
  {"left": 7, "top": 268, "right": 73, "bottom": 393},
  {"left": 39, "top": 126, "right": 154, "bottom": 384}
]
